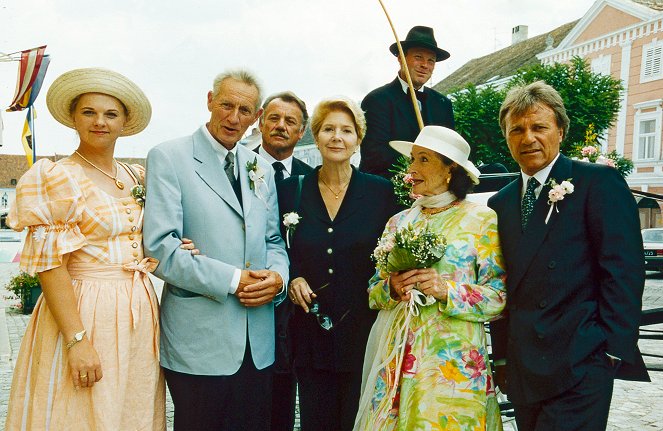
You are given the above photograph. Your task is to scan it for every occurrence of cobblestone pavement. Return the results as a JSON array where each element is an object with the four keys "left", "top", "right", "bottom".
[{"left": 0, "top": 262, "right": 661, "bottom": 430}]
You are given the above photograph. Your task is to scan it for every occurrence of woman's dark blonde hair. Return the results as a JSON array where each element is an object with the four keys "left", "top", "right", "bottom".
[{"left": 310, "top": 97, "right": 366, "bottom": 144}]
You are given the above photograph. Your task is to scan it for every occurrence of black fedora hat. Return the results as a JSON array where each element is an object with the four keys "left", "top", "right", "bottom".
[{"left": 389, "top": 26, "right": 450, "bottom": 62}]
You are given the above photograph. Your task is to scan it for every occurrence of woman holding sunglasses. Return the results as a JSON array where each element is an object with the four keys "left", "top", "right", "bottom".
[{"left": 277, "top": 97, "right": 398, "bottom": 431}]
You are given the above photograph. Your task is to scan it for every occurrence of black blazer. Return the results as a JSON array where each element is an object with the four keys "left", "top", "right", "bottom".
[
  {"left": 359, "top": 78, "right": 455, "bottom": 178},
  {"left": 277, "top": 167, "right": 399, "bottom": 372},
  {"left": 488, "top": 155, "right": 648, "bottom": 404}
]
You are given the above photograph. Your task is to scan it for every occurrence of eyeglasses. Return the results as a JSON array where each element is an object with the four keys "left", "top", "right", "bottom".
[{"left": 308, "top": 283, "right": 350, "bottom": 331}]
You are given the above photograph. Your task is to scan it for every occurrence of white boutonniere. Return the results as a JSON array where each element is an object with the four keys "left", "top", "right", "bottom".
[
  {"left": 545, "top": 178, "right": 574, "bottom": 224},
  {"left": 246, "top": 157, "right": 267, "bottom": 205},
  {"left": 282, "top": 212, "right": 301, "bottom": 248}
]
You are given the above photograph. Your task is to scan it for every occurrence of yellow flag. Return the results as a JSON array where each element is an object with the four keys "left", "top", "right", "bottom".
[{"left": 21, "top": 106, "right": 35, "bottom": 166}]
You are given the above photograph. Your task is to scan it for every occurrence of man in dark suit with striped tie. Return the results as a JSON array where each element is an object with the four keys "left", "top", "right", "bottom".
[
  {"left": 255, "top": 91, "right": 313, "bottom": 431},
  {"left": 488, "top": 81, "right": 648, "bottom": 430}
]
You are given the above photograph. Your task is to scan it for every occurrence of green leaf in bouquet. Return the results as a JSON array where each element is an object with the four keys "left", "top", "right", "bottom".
[{"left": 386, "top": 246, "right": 421, "bottom": 272}]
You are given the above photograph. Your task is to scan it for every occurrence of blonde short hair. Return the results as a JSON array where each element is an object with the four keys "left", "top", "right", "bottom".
[{"left": 310, "top": 97, "right": 366, "bottom": 143}]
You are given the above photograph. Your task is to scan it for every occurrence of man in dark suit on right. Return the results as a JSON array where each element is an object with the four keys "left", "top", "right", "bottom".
[
  {"left": 488, "top": 81, "right": 648, "bottom": 430},
  {"left": 359, "top": 25, "right": 455, "bottom": 179},
  {"left": 256, "top": 90, "right": 313, "bottom": 431}
]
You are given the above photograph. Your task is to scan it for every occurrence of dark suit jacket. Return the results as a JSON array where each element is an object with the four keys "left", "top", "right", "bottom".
[
  {"left": 254, "top": 147, "right": 314, "bottom": 373},
  {"left": 253, "top": 146, "right": 314, "bottom": 177},
  {"left": 488, "top": 155, "right": 649, "bottom": 404},
  {"left": 277, "top": 167, "right": 399, "bottom": 372},
  {"left": 359, "top": 77, "right": 454, "bottom": 178}
]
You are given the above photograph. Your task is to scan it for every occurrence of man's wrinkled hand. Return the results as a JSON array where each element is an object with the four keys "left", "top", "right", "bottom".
[{"left": 237, "top": 269, "right": 283, "bottom": 307}]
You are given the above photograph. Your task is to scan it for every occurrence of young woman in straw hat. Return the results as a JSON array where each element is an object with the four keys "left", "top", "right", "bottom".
[
  {"left": 354, "top": 126, "right": 507, "bottom": 431},
  {"left": 5, "top": 68, "right": 182, "bottom": 430}
]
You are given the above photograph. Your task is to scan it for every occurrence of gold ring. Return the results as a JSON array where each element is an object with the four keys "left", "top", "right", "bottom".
[{"left": 80, "top": 373, "right": 88, "bottom": 379}]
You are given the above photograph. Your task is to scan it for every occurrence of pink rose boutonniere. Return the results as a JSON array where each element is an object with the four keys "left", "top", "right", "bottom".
[{"left": 545, "top": 178, "right": 574, "bottom": 224}]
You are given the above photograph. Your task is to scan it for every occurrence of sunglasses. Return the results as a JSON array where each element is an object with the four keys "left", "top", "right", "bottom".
[{"left": 308, "top": 283, "right": 350, "bottom": 331}]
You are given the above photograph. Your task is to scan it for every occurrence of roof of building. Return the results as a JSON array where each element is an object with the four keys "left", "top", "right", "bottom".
[
  {"left": 632, "top": 0, "right": 663, "bottom": 11},
  {"left": 432, "top": 20, "right": 579, "bottom": 94}
]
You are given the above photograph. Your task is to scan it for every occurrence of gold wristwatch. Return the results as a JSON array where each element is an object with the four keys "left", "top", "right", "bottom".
[{"left": 66, "top": 330, "right": 86, "bottom": 349}]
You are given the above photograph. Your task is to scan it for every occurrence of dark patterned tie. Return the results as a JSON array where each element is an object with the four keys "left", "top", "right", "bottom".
[
  {"left": 521, "top": 177, "right": 540, "bottom": 230},
  {"left": 272, "top": 161, "right": 285, "bottom": 182},
  {"left": 224, "top": 152, "right": 242, "bottom": 205}
]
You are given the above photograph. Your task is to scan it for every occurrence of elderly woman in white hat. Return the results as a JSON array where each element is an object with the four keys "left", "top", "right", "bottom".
[
  {"left": 354, "top": 126, "right": 507, "bottom": 431},
  {"left": 5, "top": 68, "right": 177, "bottom": 430}
]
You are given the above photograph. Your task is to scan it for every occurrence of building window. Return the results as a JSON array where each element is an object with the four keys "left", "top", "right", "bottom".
[
  {"left": 638, "top": 119, "right": 657, "bottom": 160},
  {"left": 591, "top": 55, "right": 611, "bottom": 76},
  {"left": 641, "top": 39, "right": 663, "bottom": 83},
  {"left": 633, "top": 101, "right": 663, "bottom": 161}
]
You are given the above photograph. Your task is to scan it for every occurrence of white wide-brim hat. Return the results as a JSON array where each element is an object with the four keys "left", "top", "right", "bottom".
[
  {"left": 390, "top": 126, "right": 481, "bottom": 184},
  {"left": 46, "top": 68, "right": 151, "bottom": 137}
]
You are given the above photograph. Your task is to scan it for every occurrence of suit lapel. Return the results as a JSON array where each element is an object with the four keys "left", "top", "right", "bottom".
[
  {"left": 332, "top": 168, "right": 365, "bottom": 224},
  {"left": 192, "top": 127, "right": 243, "bottom": 217},
  {"left": 302, "top": 168, "right": 331, "bottom": 224},
  {"left": 390, "top": 79, "right": 420, "bottom": 136},
  {"left": 508, "top": 156, "right": 572, "bottom": 292},
  {"left": 237, "top": 146, "right": 255, "bottom": 217}
]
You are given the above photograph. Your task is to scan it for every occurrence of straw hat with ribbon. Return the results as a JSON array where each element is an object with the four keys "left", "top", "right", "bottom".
[
  {"left": 390, "top": 125, "right": 481, "bottom": 184},
  {"left": 46, "top": 68, "right": 151, "bottom": 136}
]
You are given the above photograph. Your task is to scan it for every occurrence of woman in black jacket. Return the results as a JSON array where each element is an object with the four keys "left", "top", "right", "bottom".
[{"left": 277, "top": 97, "right": 398, "bottom": 431}]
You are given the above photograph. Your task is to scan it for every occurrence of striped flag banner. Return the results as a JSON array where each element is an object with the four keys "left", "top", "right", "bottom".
[
  {"left": 21, "top": 106, "right": 35, "bottom": 166},
  {"left": 6, "top": 45, "right": 49, "bottom": 112}
]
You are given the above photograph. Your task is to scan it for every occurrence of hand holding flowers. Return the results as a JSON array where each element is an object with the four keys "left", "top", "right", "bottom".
[{"left": 373, "top": 223, "right": 446, "bottom": 304}]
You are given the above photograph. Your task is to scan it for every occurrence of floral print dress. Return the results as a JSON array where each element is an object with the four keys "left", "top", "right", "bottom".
[{"left": 355, "top": 200, "right": 506, "bottom": 431}]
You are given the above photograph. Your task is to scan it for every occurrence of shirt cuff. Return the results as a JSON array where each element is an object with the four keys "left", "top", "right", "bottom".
[{"left": 230, "top": 268, "right": 241, "bottom": 294}]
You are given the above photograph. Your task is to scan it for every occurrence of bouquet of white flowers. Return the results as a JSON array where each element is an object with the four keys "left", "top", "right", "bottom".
[{"left": 372, "top": 224, "right": 447, "bottom": 273}]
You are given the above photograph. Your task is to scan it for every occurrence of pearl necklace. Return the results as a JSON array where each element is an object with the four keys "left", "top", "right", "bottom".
[{"left": 74, "top": 151, "right": 125, "bottom": 190}]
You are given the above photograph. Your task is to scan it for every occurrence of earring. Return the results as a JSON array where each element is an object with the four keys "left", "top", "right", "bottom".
[{"left": 446, "top": 176, "right": 451, "bottom": 184}]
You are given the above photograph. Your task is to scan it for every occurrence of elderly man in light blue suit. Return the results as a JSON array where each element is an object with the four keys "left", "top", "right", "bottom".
[{"left": 143, "top": 70, "right": 289, "bottom": 431}]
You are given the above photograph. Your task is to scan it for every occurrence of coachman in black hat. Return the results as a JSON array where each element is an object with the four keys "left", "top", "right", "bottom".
[{"left": 359, "top": 25, "right": 456, "bottom": 180}]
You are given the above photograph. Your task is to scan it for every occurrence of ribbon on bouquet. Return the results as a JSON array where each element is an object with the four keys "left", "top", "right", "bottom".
[{"left": 387, "top": 288, "right": 436, "bottom": 401}]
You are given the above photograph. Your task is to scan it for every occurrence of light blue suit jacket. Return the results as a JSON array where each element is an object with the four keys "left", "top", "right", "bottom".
[{"left": 143, "top": 125, "right": 289, "bottom": 375}]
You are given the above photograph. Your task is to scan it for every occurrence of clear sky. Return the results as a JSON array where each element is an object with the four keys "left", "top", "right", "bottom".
[{"left": 0, "top": 0, "right": 595, "bottom": 158}]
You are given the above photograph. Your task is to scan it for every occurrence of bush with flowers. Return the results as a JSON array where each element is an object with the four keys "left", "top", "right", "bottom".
[
  {"left": 4, "top": 271, "right": 41, "bottom": 314},
  {"left": 389, "top": 156, "right": 421, "bottom": 207},
  {"left": 569, "top": 124, "right": 633, "bottom": 178}
]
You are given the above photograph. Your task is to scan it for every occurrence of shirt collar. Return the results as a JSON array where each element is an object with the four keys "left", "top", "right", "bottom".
[
  {"left": 258, "top": 145, "right": 293, "bottom": 177},
  {"left": 398, "top": 75, "right": 425, "bottom": 95},
  {"left": 520, "top": 153, "right": 560, "bottom": 198},
  {"left": 202, "top": 123, "right": 238, "bottom": 158}
]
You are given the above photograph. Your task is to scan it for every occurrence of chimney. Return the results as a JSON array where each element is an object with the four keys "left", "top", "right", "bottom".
[{"left": 512, "top": 25, "right": 529, "bottom": 45}]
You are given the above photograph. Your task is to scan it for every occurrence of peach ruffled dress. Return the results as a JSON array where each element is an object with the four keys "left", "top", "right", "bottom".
[{"left": 5, "top": 158, "right": 165, "bottom": 431}]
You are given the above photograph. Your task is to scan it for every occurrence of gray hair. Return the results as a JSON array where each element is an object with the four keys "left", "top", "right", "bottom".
[
  {"left": 211, "top": 69, "right": 263, "bottom": 111},
  {"left": 261, "top": 91, "right": 309, "bottom": 131},
  {"left": 499, "top": 80, "right": 570, "bottom": 140}
]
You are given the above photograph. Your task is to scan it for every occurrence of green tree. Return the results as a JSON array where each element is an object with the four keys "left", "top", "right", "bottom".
[
  {"left": 448, "top": 84, "right": 512, "bottom": 168},
  {"left": 510, "top": 56, "right": 623, "bottom": 153},
  {"left": 448, "top": 56, "right": 624, "bottom": 172}
]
